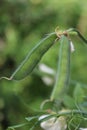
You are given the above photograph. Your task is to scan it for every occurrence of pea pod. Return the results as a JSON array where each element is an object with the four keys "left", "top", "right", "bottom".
[
  {"left": 9, "top": 33, "right": 56, "bottom": 80},
  {"left": 51, "top": 35, "right": 70, "bottom": 101}
]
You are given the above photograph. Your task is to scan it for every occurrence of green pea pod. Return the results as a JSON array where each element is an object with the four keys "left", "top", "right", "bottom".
[
  {"left": 8, "top": 33, "right": 56, "bottom": 80},
  {"left": 51, "top": 35, "right": 70, "bottom": 101}
]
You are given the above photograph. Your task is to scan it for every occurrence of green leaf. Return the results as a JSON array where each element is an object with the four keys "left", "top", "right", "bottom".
[
  {"left": 73, "top": 83, "right": 84, "bottom": 103},
  {"left": 63, "top": 95, "right": 76, "bottom": 109},
  {"left": 7, "top": 123, "right": 28, "bottom": 130},
  {"left": 25, "top": 115, "right": 39, "bottom": 122}
]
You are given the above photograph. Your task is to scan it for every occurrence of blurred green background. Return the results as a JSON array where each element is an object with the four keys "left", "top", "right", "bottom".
[{"left": 0, "top": 0, "right": 87, "bottom": 130}]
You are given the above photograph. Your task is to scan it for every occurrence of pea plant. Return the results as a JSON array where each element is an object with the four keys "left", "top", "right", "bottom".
[{"left": 0, "top": 27, "right": 87, "bottom": 130}]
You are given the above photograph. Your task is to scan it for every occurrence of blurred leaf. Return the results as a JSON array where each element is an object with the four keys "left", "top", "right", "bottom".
[
  {"left": 7, "top": 123, "right": 28, "bottom": 130},
  {"left": 68, "top": 115, "right": 82, "bottom": 130},
  {"left": 5, "top": 26, "right": 19, "bottom": 56},
  {"left": 63, "top": 95, "right": 76, "bottom": 109},
  {"left": 25, "top": 116, "right": 39, "bottom": 122},
  {"left": 73, "top": 83, "right": 84, "bottom": 104}
]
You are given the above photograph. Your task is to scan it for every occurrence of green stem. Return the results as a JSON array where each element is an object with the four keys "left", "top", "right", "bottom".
[
  {"left": 57, "top": 109, "right": 87, "bottom": 117},
  {"left": 67, "top": 28, "right": 87, "bottom": 44},
  {"left": 40, "top": 109, "right": 87, "bottom": 123}
]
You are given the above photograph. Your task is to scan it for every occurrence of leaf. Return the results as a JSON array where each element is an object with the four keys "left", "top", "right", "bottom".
[
  {"left": 25, "top": 115, "right": 39, "bottom": 122},
  {"left": 63, "top": 95, "right": 76, "bottom": 109},
  {"left": 73, "top": 83, "right": 84, "bottom": 103},
  {"left": 7, "top": 123, "right": 28, "bottom": 130}
]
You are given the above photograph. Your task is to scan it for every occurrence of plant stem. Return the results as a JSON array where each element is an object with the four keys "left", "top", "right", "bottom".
[
  {"left": 57, "top": 109, "right": 87, "bottom": 117},
  {"left": 67, "top": 28, "right": 87, "bottom": 44}
]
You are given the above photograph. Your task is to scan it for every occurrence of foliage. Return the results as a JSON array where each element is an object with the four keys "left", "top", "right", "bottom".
[{"left": 0, "top": 0, "right": 87, "bottom": 130}]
